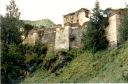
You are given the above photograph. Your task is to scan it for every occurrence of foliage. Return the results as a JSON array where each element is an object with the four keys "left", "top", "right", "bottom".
[
  {"left": 23, "top": 41, "right": 128, "bottom": 83},
  {"left": 82, "top": 1, "right": 109, "bottom": 52},
  {"left": 1, "top": 0, "right": 24, "bottom": 83},
  {"left": 118, "top": 8, "right": 128, "bottom": 43},
  {"left": 24, "top": 24, "right": 33, "bottom": 31},
  {"left": 1, "top": 16, "right": 22, "bottom": 44},
  {"left": 6, "top": 0, "right": 20, "bottom": 19},
  {"left": 23, "top": 24, "right": 34, "bottom": 37},
  {"left": 20, "top": 43, "right": 47, "bottom": 72},
  {"left": 44, "top": 48, "right": 56, "bottom": 61},
  {"left": 33, "top": 41, "right": 47, "bottom": 56},
  {"left": 1, "top": 0, "right": 51, "bottom": 83},
  {"left": 1, "top": 44, "right": 24, "bottom": 83}
]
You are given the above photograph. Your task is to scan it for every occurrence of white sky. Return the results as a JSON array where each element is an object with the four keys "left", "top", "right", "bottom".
[{"left": 0, "top": 0, "right": 128, "bottom": 24}]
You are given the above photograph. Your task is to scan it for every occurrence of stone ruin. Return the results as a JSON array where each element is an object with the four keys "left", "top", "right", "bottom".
[{"left": 22, "top": 8, "right": 128, "bottom": 51}]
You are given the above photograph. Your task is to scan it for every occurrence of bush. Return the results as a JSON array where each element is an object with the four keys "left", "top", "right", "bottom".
[
  {"left": 33, "top": 41, "right": 47, "bottom": 56},
  {"left": 1, "top": 44, "right": 24, "bottom": 83}
]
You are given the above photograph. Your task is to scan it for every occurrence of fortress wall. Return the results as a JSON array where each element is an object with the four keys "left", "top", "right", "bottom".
[
  {"left": 55, "top": 26, "right": 70, "bottom": 51},
  {"left": 23, "top": 8, "right": 128, "bottom": 50},
  {"left": 41, "top": 28, "right": 56, "bottom": 47},
  {"left": 69, "top": 27, "right": 85, "bottom": 49},
  {"left": 106, "top": 14, "right": 118, "bottom": 48},
  {"left": 23, "top": 29, "right": 39, "bottom": 45},
  {"left": 23, "top": 28, "right": 56, "bottom": 48}
]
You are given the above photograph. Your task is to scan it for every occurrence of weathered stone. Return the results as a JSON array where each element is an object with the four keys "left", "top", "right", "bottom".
[{"left": 22, "top": 8, "right": 128, "bottom": 51}]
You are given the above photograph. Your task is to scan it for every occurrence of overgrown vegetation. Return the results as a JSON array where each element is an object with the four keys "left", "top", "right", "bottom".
[
  {"left": 1, "top": 0, "right": 128, "bottom": 83},
  {"left": 23, "top": 24, "right": 34, "bottom": 37},
  {"left": 1, "top": 0, "right": 47, "bottom": 83},
  {"left": 22, "top": 41, "right": 128, "bottom": 83},
  {"left": 82, "top": 1, "right": 109, "bottom": 52}
]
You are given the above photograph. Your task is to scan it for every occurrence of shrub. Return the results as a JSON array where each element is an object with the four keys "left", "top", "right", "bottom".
[{"left": 33, "top": 41, "right": 47, "bottom": 56}]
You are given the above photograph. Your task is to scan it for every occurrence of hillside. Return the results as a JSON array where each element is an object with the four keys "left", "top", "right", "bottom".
[
  {"left": 22, "top": 42, "right": 128, "bottom": 83},
  {"left": 23, "top": 19, "right": 56, "bottom": 28}
]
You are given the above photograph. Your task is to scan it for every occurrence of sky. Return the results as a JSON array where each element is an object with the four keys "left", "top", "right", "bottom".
[{"left": 0, "top": 0, "right": 128, "bottom": 24}]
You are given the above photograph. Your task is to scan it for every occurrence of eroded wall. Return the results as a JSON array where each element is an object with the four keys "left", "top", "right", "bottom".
[
  {"left": 55, "top": 26, "right": 70, "bottom": 51},
  {"left": 41, "top": 28, "right": 56, "bottom": 47},
  {"left": 69, "top": 27, "right": 85, "bottom": 49},
  {"left": 23, "top": 29, "right": 39, "bottom": 45},
  {"left": 23, "top": 28, "right": 56, "bottom": 48},
  {"left": 78, "top": 11, "right": 89, "bottom": 26},
  {"left": 106, "top": 14, "right": 118, "bottom": 48},
  {"left": 23, "top": 8, "right": 127, "bottom": 50}
]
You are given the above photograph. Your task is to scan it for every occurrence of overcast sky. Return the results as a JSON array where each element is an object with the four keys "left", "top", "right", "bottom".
[{"left": 0, "top": 0, "right": 128, "bottom": 24}]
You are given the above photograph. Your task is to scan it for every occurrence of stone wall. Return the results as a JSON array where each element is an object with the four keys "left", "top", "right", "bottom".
[
  {"left": 106, "top": 14, "right": 118, "bottom": 48},
  {"left": 23, "top": 8, "right": 128, "bottom": 50},
  {"left": 69, "top": 27, "right": 85, "bottom": 49},
  {"left": 23, "top": 28, "right": 56, "bottom": 48},
  {"left": 23, "top": 29, "right": 39, "bottom": 45},
  {"left": 41, "top": 28, "right": 56, "bottom": 47},
  {"left": 106, "top": 9, "right": 128, "bottom": 48},
  {"left": 55, "top": 26, "right": 70, "bottom": 51}
]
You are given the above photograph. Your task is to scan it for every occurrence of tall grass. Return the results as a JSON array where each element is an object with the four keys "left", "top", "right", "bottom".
[{"left": 22, "top": 42, "right": 128, "bottom": 83}]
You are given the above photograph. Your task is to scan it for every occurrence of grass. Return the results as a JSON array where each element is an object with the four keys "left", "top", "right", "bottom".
[{"left": 22, "top": 42, "right": 128, "bottom": 83}]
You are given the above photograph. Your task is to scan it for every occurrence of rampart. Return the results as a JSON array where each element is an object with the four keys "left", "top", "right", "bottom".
[{"left": 22, "top": 8, "right": 128, "bottom": 50}]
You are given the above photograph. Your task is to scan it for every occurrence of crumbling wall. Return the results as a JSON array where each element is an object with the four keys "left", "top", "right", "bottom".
[
  {"left": 23, "top": 29, "right": 39, "bottom": 45},
  {"left": 69, "top": 27, "right": 85, "bottom": 49},
  {"left": 106, "top": 14, "right": 118, "bottom": 48},
  {"left": 106, "top": 9, "right": 127, "bottom": 48},
  {"left": 23, "top": 8, "right": 128, "bottom": 50},
  {"left": 55, "top": 26, "right": 70, "bottom": 51},
  {"left": 23, "top": 28, "right": 56, "bottom": 48},
  {"left": 41, "top": 28, "right": 56, "bottom": 47},
  {"left": 78, "top": 11, "right": 89, "bottom": 26}
]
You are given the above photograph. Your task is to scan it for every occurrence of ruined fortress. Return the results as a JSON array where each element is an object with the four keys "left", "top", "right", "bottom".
[{"left": 23, "top": 8, "right": 127, "bottom": 51}]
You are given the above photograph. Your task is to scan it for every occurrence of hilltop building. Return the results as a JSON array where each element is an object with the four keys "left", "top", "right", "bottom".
[{"left": 23, "top": 8, "right": 128, "bottom": 51}]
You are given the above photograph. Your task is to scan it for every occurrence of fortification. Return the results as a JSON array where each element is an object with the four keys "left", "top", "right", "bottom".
[
  {"left": 106, "top": 9, "right": 128, "bottom": 48},
  {"left": 22, "top": 8, "right": 128, "bottom": 51}
]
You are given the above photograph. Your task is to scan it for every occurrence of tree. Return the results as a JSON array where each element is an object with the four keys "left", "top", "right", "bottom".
[
  {"left": 82, "top": 1, "right": 109, "bottom": 52},
  {"left": 1, "top": 17, "right": 22, "bottom": 44},
  {"left": 1, "top": 0, "right": 23, "bottom": 83},
  {"left": 6, "top": 0, "right": 20, "bottom": 19},
  {"left": 1, "top": 0, "right": 22, "bottom": 44},
  {"left": 24, "top": 24, "right": 33, "bottom": 37}
]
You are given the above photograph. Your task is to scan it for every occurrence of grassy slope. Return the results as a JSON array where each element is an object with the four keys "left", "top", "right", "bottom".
[
  {"left": 23, "top": 19, "right": 56, "bottom": 28},
  {"left": 23, "top": 42, "right": 128, "bottom": 83}
]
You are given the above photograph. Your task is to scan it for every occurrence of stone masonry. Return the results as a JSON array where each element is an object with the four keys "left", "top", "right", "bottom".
[{"left": 22, "top": 8, "right": 128, "bottom": 51}]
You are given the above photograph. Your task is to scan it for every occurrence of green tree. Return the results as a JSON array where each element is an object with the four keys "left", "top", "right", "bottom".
[
  {"left": 24, "top": 24, "right": 33, "bottom": 37},
  {"left": 1, "top": 17, "right": 22, "bottom": 44},
  {"left": 6, "top": 0, "right": 20, "bottom": 19},
  {"left": 1, "top": 0, "right": 22, "bottom": 44},
  {"left": 82, "top": 1, "right": 109, "bottom": 52},
  {"left": 1, "top": 0, "right": 24, "bottom": 83}
]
